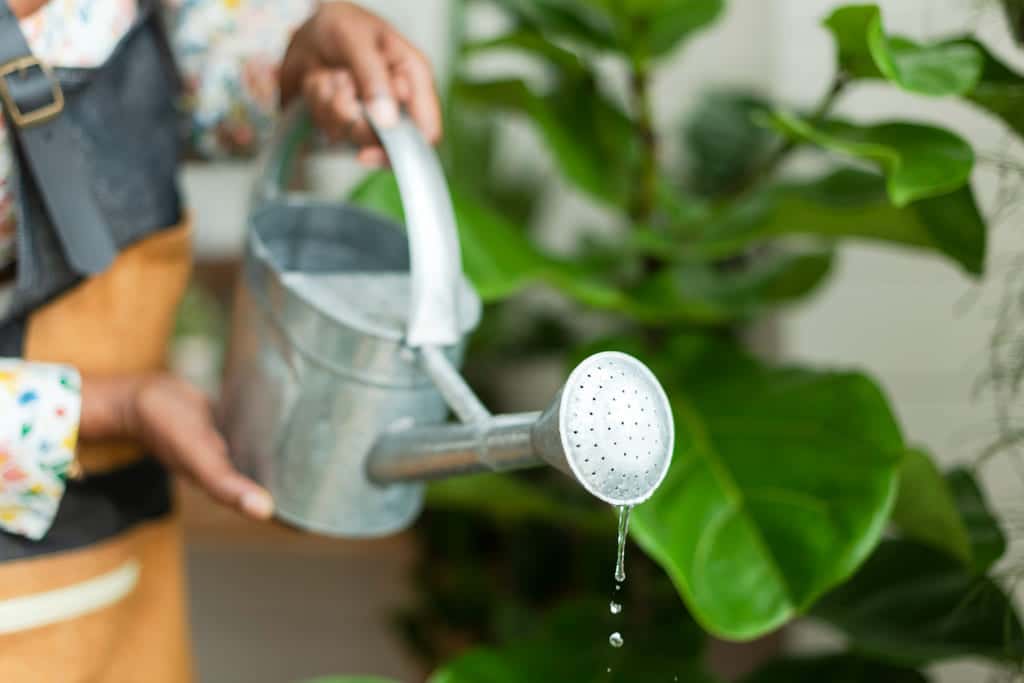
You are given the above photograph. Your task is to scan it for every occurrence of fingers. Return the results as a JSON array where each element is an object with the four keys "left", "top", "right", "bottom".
[
  {"left": 179, "top": 425, "right": 275, "bottom": 520},
  {"left": 306, "top": 5, "right": 440, "bottom": 144},
  {"left": 383, "top": 33, "right": 442, "bottom": 144},
  {"left": 392, "top": 71, "right": 412, "bottom": 102},
  {"left": 339, "top": 27, "right": 397, "bottom": 117},
  {"left": 138, "top": 378, "right": 274, "bottom": 520},
  {"left": 301, "top": 18, "right": 442, "bottom": 159},
  {"left": 301, "top": 67, "right": 376, "bottom": 147}
]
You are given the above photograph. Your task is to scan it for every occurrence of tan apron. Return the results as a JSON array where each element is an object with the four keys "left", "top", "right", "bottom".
[{"left": 0, "top": 220, "right": 194, "bottom": 682}]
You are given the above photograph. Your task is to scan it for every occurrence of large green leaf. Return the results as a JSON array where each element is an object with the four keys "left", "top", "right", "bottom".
[
  {"left": 491, "top": 0, "right": 722, "bottom": 59},
  {"left": 812, "top": 540, "right": 1024, "bottom": 664},
  {"left": 591, "top": 0, "right": 724, "bottom": 59},
  {"left": 452, "top": 185, "right": 573, "bottom": 301},
  {"left": 824, "top": 5, "right": 1024, "bottom": 137},
  {"left": 464, "top": 30, "right": 587, "bottom": 75},
  {"left": 825, "top": 4, "right": 886, "bottom": 81},
  {"left": 947, "top": 468, "right": 1007, "bottom": 573},
  {"left": 891, "top": 448, "right": 972, "bottom": 566},
  {"left": 454, "top": 77, "right": 634, "bottom": 206},
  {"left": 636, "top": 0, "right": 724, "bottom": 58},
  {"left": 428, "top": 601, "right": 716, "bottom": 683},
  {"left": 440, "top": 101, "right": 544, "bottom": 229},
  {"left": 741, "top": 654, "right": 928, "bottom": 683},
  {"left": 766, "top": 113, "right": 974, "bottom": 207},
  {"left": 686, "top": 168, "right": 986, "bottom": 276},
  {"left": 683, "top": 90, "right": 776, "bottom": 198},
  {"left": 349, "top": 170, "right": 542, "bottom": 300},
  {"left": 630, "top": 335, "right": 903, "bottom": 639},
  {"left": 349, "top": 170, "right": 526, "bottom": 299},
  {"left": 825, "top": 5, "right": 981, "bottom": 96},
  {"left": 349, "top": 171, "right": 632, "bottom": 308},
  {"left": 487, "top": 0, "right": 617, "bottom": 49},
  {"left": 628, "top": 248, "right": 834, "bottom": 322}
]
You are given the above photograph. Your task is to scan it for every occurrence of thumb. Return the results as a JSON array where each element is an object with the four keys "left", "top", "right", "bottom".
[{"left": 186, "top": 428, "right": 274, "bottom": 520}]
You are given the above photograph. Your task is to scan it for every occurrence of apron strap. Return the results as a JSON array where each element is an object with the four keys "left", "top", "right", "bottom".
[{"left": 0, "top": 3, "right": 117, "bottom": 275}]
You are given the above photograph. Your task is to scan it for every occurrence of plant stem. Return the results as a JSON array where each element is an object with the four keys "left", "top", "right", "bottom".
[
  {"left": 735, "top": 72, "right": 849, "bottom": 196},
  {"left": 629, "top": 60, "right": 658, "bottom": 226}
]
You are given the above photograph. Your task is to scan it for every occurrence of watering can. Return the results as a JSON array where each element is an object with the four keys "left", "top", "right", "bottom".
[{"left": 220, "top": 103, "right": 675, "bottom": 537}]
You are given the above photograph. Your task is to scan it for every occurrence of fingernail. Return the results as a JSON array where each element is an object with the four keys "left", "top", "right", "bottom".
[
  {"left": 367, "top": 96, "right": 399, "bottom": 128},
  {"left": 241, "top": 489, "right": 274, "bottom": 519}
]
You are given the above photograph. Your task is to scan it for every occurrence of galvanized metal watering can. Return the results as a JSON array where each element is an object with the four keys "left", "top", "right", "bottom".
[{"left": 220, "top": 103, "right": 675, "bottom": 537}]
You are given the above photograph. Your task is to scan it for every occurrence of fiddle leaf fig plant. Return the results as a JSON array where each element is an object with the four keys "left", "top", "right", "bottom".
[{"left": 343, "top": 1, "right": 1024, "bottom": 680}]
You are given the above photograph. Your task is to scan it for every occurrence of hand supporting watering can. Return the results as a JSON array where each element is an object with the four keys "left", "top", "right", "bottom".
[{"left": 77, "top": 2, "right": 441, "bottom": 525}]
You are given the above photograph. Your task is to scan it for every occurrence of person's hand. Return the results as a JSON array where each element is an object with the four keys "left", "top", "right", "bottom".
[
  {"left": 80, "top": 373, "right": 274, "bottom": 521},
  {"left": 279, "top": 2, "right": 442, "bottom": 166},
  {"left": 8, "top": 0, "right": 48, "bottom": 18}
]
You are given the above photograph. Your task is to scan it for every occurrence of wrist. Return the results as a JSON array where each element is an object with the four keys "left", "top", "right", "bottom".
[{"left": 79, "top": 374, "right": 152, "bottom": 441}]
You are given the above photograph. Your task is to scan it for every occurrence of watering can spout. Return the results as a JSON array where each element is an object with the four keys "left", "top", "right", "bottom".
[{"left": 367, "top": 351, "right": 674, "bottom": 506}]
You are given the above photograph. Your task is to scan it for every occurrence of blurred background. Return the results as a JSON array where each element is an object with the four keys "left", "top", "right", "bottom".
[{"left": 173, "top": 0, "right": 1024, "bottom": 681}]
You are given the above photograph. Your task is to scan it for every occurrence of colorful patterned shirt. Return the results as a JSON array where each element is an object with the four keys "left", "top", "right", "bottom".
[
  {"left": 0, "top": 362, "right": 81, "bottom": 539},
  {"left": 0, "top": 0, "right": 313, "bottom": 539}
]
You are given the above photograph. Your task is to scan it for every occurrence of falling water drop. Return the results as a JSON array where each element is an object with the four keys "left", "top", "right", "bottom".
[
  {"left": 609, "top": 632, "right": 624, "bottom": 648},
  {"left": 609, "top": 601, "right": 622, "bottom": 615},
  {"left": 614, "top": 505, "right": 632, "bottom": 583}
]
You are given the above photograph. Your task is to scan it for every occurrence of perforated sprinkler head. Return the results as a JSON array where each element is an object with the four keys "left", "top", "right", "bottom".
[{"left": 532, "top": 352, "right": 674, "bottom": 505}]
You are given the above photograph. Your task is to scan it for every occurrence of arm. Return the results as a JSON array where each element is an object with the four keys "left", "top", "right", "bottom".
[
  {"left": 82, "top": 374, "right": 274, "bottom": 520},
  {"left": 0, "top": 363, "right": 272, "bottom": 541}
]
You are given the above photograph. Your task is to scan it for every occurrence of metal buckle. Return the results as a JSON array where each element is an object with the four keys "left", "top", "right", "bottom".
[{"left": 0, "top": 56, "right": 64, "bottom": 128}]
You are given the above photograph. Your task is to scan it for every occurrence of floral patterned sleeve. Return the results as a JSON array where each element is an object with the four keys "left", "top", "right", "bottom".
[
  {"left": 165, "top": 0, "right": 314, "bottom": 158},
  {"left": 0, "top": 361, "right": 81, "bottom": 541}
]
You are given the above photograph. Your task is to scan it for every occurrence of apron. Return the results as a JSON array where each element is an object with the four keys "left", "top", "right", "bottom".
[
  {"left": 0, "top": 1, "right": 194, "bottom": 681},
  {"left": 0, "top": 221, "right": 194, "bottom": 682}
]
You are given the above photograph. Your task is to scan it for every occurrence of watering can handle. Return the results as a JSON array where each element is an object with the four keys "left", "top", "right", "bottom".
[{"left": 254, "top": 102, "right": 465, "bottom": 348}]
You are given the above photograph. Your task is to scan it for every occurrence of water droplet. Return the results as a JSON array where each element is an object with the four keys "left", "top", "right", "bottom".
[
  {"left": 614, "top": 505, "right": 632, "bottom": 583},
  {"left": 609, "top": 601, "right": 622, "bottom": 615},
  {"left": 609, "top": 632, "right": 624, "bottom": 648}
]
